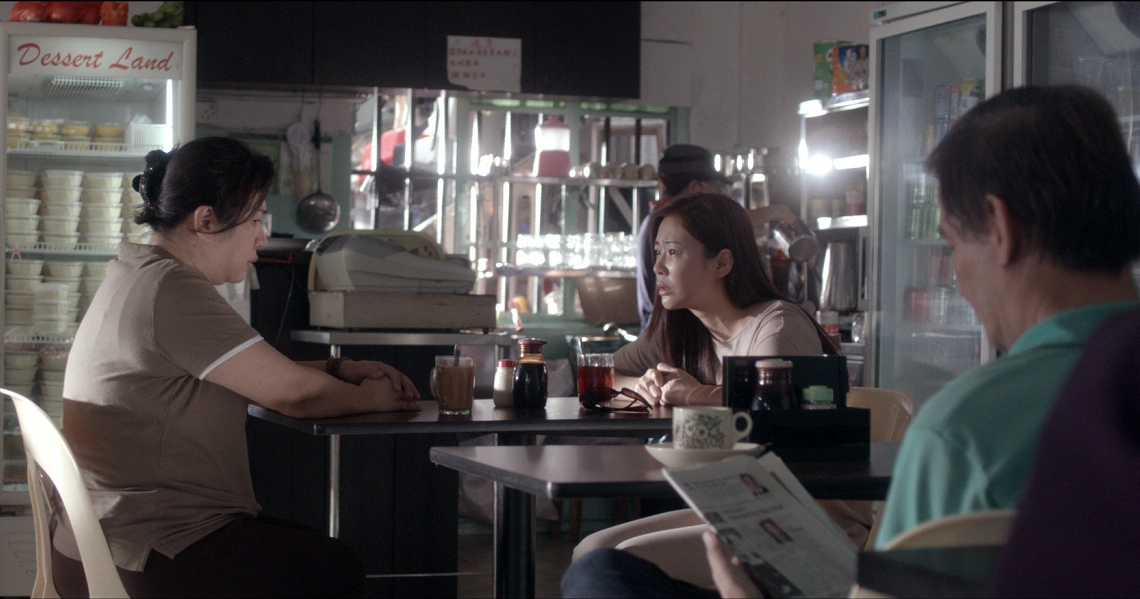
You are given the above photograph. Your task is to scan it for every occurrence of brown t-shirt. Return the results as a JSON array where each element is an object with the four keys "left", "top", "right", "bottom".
[
  {"left": 615, "top": 299, "right": 824, "bottom": 382},
  {"left": 55, "top": 243, "right": 262, "bottom": 571}
]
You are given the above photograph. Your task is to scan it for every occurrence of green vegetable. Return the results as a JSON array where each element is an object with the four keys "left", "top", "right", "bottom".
[{"left": 132, "top": 1, "right": 183, "bottom": 28}]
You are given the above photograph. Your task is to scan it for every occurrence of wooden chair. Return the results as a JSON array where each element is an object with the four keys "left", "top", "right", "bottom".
[{"left": 5, "top": 389, "right": 129, "bottom": 598}]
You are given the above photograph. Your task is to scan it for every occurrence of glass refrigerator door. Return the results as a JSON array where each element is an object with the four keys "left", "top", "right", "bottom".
[
  {"left": 1014, "top": 0, "right": 1140, "bottom": 292},
  {"left": 1017, "top": 2, "right": 1140, "bottom": 157},
  {"left": 1, "top": 24, "right": 194, "bottom": 501},
  {"left": 869, "top": 3, "right": 999, "bottom": 407}
]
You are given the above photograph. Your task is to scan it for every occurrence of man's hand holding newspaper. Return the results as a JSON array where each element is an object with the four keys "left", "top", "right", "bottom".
[{"left": 663, "top": 453, "right": 858, "bottom": 598}]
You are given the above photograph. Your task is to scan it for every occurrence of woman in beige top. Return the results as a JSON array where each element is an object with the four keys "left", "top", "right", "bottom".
[
  {"left": 615, "top": 192, "right": 838, "bottom": 406},
  {"left": 54, "top": 137, "right": 418, "bottom": 597}
]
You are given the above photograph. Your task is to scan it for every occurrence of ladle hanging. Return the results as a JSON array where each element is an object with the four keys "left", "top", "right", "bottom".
[{"left": 296, "top": 118, "right": 340, "bottom": 233}]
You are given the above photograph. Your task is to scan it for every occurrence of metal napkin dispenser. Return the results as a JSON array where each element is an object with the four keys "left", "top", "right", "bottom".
[
  {"left": 307, "top": 231, "right": 494, "bottom": 329},
  {"left": 723, "top": 355, "right": 870, "bottom": 461}
]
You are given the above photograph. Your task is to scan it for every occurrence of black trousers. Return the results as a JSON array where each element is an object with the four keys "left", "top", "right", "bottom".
[{"left": 52, "top": 515, "right": 364, "bottom": 598}]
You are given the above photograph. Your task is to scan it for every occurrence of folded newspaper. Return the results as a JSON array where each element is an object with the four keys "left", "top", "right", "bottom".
[{"left": 663, "top": 453, "right": 858, "bottom": 598}]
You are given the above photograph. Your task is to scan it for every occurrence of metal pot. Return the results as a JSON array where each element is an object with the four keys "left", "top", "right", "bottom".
[{"left": 772, "top": 220, "right": 820, "bottom": 262}]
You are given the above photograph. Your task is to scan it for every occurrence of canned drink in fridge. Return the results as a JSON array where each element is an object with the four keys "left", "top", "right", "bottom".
[
  {"left": 908, "top": 206, "right": 923, "bottom": 239},
  {"left": 931, "top": 287, "right": 952, "bottom": 325},
  {"left": 921, "top": 204, "right": 942, "bottom": 239},
  {"left": 905, "top": 287, "right": 931, "bottom": 323}
]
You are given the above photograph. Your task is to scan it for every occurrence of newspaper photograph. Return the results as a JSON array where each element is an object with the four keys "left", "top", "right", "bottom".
[{"left": 663, "top": 454, "right": 857, "bottom": 598}]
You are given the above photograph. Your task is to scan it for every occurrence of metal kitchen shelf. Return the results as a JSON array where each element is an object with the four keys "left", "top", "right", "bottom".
[
  {"left": 815, "top": 215, "right": 868, "bottom": 230},
  {"left": 799, "top": 90, "right": 871, "bottom": 115},
  {"left": 9, "top": 146, "right": 158, "bottom": 159},
  {"left": 495, "top": 265, "right": 635, "bottom": 278},
  {"left": 6, "top": 243, "right": 118, "bottom": 257},
  {"left": 499, "top": 175, "right": 659, "bottom": 187},
  {"left": 3, "top": 332, "right": 74, "bottom": 345},
  {"left": 901, "top": 322, "right": 982, "bottom": 334}
]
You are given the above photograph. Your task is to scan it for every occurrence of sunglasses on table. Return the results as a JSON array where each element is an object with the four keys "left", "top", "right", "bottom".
[{"left": 579, "top": 387, "right": 653, "bottom": 412}]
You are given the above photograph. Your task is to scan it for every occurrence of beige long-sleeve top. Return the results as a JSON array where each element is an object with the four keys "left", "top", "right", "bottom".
[{"left": 615, "top": 299, "right": 823, "bottom": 382}]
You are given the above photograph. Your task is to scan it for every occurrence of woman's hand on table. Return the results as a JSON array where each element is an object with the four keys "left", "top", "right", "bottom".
[
  {"left": 360, "top": 377, "right": 423, "bottom": 412},
  {"left": 636, "top": 363, "right": 720, "bottom": 406},
  {"left": 340, "top": 359, "right": 420, "bottom": 400}
]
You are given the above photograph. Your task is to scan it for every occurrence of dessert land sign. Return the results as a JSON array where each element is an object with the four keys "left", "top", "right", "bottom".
[
  {"left": 9, "top": 36, "right": 182, "bottom": 79},
  {"left": 447, "top": 35, "right": 520, "bottom": 93}
]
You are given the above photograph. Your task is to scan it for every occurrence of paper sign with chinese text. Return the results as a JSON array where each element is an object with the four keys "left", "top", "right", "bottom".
[
  {"left": 9, "top": 36, "right": 183, "bottom": 79},
  {"left": 447, "top": 36, "right": 520, "bottom": 92}
]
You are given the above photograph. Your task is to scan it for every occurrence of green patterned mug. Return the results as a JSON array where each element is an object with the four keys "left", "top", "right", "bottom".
[{"left": 672, "top": 406, "right": 753, "bottom": 450}]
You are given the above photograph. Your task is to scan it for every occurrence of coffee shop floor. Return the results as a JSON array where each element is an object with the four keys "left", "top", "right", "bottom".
[{"left": 457, "top": 518, "right": 578, "bottom": 599}]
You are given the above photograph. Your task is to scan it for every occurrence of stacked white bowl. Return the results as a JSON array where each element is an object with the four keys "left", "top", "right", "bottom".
[
  {"left": 5, "top": 258, "right": 42, "bottom": 334},
  {"left": 6, "top": 169, "right": 41, "bottom": 247},
  {"left": 6, "top": 168, "right": 41, "bottom": 247},
  {"left": 39, "top": 170, "right": 83, "bottom": 249},
  {"left": 80, "top": 172, "right": 124, "bottom": 249},
  {"left": 4, "top": 350, "right": 38, "bottom": 399},
  {"left": 42, "top": 262, "right": 82, "bottom": 334},
  {"left": 31, "top": 281, "right": 71, "bottom": 335},
  {"left": 39, "top": 348, "right": 68, "bottom": 422}
]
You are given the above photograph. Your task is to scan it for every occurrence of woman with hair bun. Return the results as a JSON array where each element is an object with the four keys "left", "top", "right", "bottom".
[{"left": 53, "top": 137, "right": 418, "bottom": 597}]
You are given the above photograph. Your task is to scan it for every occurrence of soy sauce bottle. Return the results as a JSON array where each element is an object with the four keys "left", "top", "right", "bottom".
[
  {"left": 753, "top": 359, "right": 795, "bottom": 411},
  {"left": 512, "top": 338, "right": 548, "bottom": 409}
]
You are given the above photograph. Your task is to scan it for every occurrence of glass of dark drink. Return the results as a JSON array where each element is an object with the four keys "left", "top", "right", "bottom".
[{"left": 577, "top": 353, "right": 615, "bottom": 401}]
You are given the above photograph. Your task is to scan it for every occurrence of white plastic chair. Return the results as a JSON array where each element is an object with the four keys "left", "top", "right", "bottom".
[
  {"left": 846, "top": 387, "right": 915, "bottom": 549},
  {"left": 5, "top": 389, "right": 129, "bottom": 598},
  {"left": 881, "top": 508, "right": 1017, "bottom": 550},
  {"left": 849, "top": 509, "right": 1018, "bottom": 598}
]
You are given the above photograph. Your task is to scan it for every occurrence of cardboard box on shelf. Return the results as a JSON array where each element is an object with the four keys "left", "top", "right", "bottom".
[
  {"left": 833, "top": 44, "right": 870, "bottom": 94},
  {"left": 813, "top": 41, "right": 851, "bottom": 99}
]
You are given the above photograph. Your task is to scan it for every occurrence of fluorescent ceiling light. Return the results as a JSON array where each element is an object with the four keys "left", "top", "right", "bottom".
[
  {"left": 833, "top": 154, "right": 869, "bottom": 170},
  {"left": 805, "top": 155, "right": 833, "bottom": 175}
]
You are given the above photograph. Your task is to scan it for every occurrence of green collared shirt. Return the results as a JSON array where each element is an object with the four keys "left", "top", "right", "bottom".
[{"left": 875, "top": 301, "right": 1140, "bottom": 548}]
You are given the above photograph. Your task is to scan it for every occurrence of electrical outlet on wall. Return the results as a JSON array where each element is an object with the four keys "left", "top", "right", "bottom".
[{"left": 196, "top": 102, "right": 217, "bottom": 122}]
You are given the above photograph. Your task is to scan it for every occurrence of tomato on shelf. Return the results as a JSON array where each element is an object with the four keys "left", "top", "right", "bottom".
[
  {"left": 9, "top": 1, "right": 50, "bottom": 21},
  {"left": 100, "top": 1, "right": 128, "bottom": 26}
]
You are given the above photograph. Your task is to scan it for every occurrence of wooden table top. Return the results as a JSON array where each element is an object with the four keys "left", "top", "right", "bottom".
[
  {"left": 247, "top": 397, "right": 674, "bottom": 436},
  {"left": 429, "top": 442, "right": 899, "bottom": 501}
]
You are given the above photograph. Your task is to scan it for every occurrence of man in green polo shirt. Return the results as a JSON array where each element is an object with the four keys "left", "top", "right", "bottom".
[{"left": 874, "top": 85, "right": 1140, "bottom": 547}]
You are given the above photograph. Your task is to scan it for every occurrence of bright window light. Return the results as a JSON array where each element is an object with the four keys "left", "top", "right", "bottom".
[
  {"left": 833, "top": 154, "right": 869, "bottom": 170},
  {"left": 805, "top": 154, "right": 833, "bottom": 175}
]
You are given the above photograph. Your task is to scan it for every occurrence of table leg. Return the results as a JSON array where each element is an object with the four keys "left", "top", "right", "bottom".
[
  {"left": 328, "top": 344, "right": 341, "bottom": 539},
  {"left": 494, "top": 432, "right": 536, "bottom": 599},
  {"left": 329, "top": 434, "right": 340, "bottom": 538}
]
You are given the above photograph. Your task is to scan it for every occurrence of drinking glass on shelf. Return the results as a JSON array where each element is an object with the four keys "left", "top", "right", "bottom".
[
  {"left": 516, "top": 234, "right": 544, "bottom": 266},
  {"left": 545, "top": 234, "right": 566, "bottom": 268}
]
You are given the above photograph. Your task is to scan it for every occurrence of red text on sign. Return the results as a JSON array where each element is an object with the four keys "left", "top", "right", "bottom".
[{"left": 16, "top": 43, "right": 103, "bottom": 69}]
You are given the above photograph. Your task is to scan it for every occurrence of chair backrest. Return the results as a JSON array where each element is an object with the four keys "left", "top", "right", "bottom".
[
  {"left": 5, "top": 389, "right": 129, "bottom": 598},
  {"left": 846, "top": 387, "right": 915, "bottom": 443},
  {"left": 849, "top": 510, "right": 1019, "bottom": 598},
  {"left": 883, "top": 509, "right": 1018, "bottom": 550},
  {"left": 845, "top": 387, "right": 916, "bottom": 551}
]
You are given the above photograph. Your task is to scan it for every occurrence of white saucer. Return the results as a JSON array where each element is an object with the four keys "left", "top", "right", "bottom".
[{"left": 645, "top": 442, "right": 767, "bottom": 469}]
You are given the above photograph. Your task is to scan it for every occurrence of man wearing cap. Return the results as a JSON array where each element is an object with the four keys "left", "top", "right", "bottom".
[{"left": 637, "top": 145, "right": 796, "bottom": 331}]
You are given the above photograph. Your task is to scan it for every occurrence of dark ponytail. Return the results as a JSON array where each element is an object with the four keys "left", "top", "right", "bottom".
[{"left": 132, "top": 137, "right": 275, "bottom": 234}]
